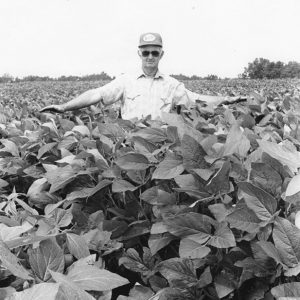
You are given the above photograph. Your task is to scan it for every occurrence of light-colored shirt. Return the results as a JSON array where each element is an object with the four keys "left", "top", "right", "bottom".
[{"left": 98, "top": 69, "right": 199, "bottom": 120}]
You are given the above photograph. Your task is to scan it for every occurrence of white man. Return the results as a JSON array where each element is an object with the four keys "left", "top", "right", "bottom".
[{"left": 40, "top": 33, "right": 244, "bottom": 118}]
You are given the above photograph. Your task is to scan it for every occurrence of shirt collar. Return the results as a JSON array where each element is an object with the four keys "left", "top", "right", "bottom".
[{"left": 137, "top": 69, "right": 164, "bottom": 79}]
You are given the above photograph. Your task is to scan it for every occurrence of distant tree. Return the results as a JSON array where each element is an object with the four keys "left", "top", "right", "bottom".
[
  {"left": 0, "top": 73, "right": 14, "bottom": 83},
  {"left": 81, "top": 72, "right": 112, "bottom": 81},
  {"left": 243, "top": 58, "right": 300, "bottom": 79},
  {"left": 243, "top": 58, "right": 271, "bottom": 79},
  {"left": 203, "top": 74, "right": 219, "bottom": 80},
  {"left": 281, "top": 61, "right": 300, "bottom": 78},
  {"left": 190, "top": 75, "right": 201, "bottom": 80}
]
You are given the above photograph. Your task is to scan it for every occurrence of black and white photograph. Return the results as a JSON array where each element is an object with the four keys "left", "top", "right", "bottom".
[{"left": 0, "top": 0, "right": 300, "bottom": 299}]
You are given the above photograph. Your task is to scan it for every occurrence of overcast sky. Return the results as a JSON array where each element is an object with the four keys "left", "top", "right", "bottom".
[{"left": 0, "top": 0, "right": 299, "bottom": 78}]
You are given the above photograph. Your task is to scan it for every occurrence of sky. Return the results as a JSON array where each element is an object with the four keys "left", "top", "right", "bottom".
[{"left": 0, "top": 0, "right": 300, "bottom": 78}]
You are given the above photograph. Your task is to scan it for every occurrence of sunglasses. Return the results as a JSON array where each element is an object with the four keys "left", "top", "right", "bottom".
[{"left": 141, "top": 50, "right": 161, "bottom": 57}]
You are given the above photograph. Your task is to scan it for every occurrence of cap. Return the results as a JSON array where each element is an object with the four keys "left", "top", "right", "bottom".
[{"left": 139, "top": 32, "right": 163, "bottom": 47}]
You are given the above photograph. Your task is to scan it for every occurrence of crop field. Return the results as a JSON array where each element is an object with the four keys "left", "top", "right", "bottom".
[{"left": 1, "top": 78, "right": 300, "bottom": 299}]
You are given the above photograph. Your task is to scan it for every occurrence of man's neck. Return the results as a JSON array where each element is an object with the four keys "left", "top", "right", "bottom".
[{"left": 142, "top": 67, "right": 158, "bottom": 77}]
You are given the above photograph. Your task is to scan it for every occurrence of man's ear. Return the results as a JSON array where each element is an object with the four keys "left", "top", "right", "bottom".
[
  {"left": 137, "top": 49, "right": 142, "bottom": 58},
  {"left": 160, "top": 50, "right": 164, "bottom": 59}
]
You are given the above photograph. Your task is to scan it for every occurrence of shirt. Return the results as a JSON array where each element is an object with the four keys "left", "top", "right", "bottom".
[{"left": 98, "top": 69, "right": 199, "bottom": 120}]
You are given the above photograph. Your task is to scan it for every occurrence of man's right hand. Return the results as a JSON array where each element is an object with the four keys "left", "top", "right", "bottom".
[{"left": 39, "top": 105, "right": 65, "bottom": 113}]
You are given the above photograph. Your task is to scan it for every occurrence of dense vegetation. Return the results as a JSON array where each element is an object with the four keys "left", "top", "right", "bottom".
[
  {"left": 242, "top": 58, "right": 300, "bottom": 79},
  {"left": 0, "top": 78, "right": 300, "bottom": 299}
]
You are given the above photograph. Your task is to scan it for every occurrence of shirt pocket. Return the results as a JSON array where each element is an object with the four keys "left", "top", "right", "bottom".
[
  {"left": 126, "top": 92, "right": 141, "bottom": 102},
  {"left": 160, "top": 92, "right": 173, "bottom": 112}
]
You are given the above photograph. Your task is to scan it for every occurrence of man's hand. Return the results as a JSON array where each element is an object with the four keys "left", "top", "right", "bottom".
[
  {"left": 39, "top": 104, "right": 65, "bottom": 113},
  {"left": 219, "top": 96, "right": 247, "bottom": 106}
]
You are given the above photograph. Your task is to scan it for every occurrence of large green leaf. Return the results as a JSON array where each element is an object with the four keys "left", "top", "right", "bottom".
[
  {"left": 273, "top": 217, "right": 300, "bottom": 267},
  {"left": 258, "top": 139, "right": 300, "bottom": 173},
  {"left": 115, "top": 153, "right": 149, "bottom": 170},
  {"left": 0, "top": 239, "right": 32, "bottom": 280},
  {"left": 65, "top": 179, "right": 112, "bottom": 201},
  {"left": 206, "top": 161, "right": 231, "bottom": 194},
  {"left": 28, "top": 238, "right": 64, "bottom": 282},
  {"left": 67, "top": 265, "right": 129, "bottom": 291},
  {"left": 131, "top": 127, "right": 167, "bottom": 143},
  {"left": 250, "top": 162, "right": 282, "bottom": 197},
  {"left": 271, "top": 282, "right": 300, "bottom": 298},
  {"left": 207, "top": 222, "right": 236, "bottom": 248},
  {"left": 222, "top": 124, "right": 247, "bottom": 157},
  {"left": 45, "top": 165, "right": 78, "bottom": 193},
  {"left": 214, "top": 273, "right": 236, "bottom": 299},
  {"left": 181, "top": 134, "right": 209, "bottom": 171},
  {"left": 119, "top": 248, "right": 152, "bottom": 277},
  {"left": 112, "top": 179, "right": 138, "bottom": 192},
  {"left": 164, "top": 212, "right": 215, "bottom": 238},
  {"left": 37, "top": 142, "right": 57, "bottom": 159},
  {"left": 238, "top": 182, "right": 277, "bottom": 222},
  {"left": 179, "top": 238, "right": 211, "bottom": 259},
  {"left": 49, "top": 270, "right": 95, "bottom": 300},
  {"left": 152, "top": 152, "right": 184, "bottom": 180},
  {"left": 157, "top": 258, "right": 198, "bottom": 288},
  {"left": 8, "top": 283, "right": 60, "bottom": 300},
  {"left": 66, "top": 233, "right": 90, "bottom": 259},
  {"left": 148, "top": 233, "right": 175, "bottom": 256},
  {"left": 225, "top": 199, "right": 262, "bottom": 233},
  {"left": 140, "top": 186, "right": 176, "bottom": 206}
]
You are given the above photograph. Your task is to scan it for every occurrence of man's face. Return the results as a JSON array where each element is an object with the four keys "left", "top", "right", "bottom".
[{"left": 138, "top": 46, "right": 164, "bottom": 69}]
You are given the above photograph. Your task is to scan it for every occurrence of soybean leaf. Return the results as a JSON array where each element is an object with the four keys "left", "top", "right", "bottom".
[
  {"left": 28, "top": 238, "right": 64, "bottom": 282},
  {"left": 208, "top": 222, "right": 236, "bottom": 248},
  {"left": 238, "top": 182, "right": 277, "bottom": 222},
  {"left": 37, "top": 142, "right": 57, "bottom": 159},
  {"left": 206, "top": 161, "right": 231, "bottom": 194},
  {"left": 45, "top": 165, "right": 78, "bottom": 193},
  {"left": 226, "top": 199, "right": 262, "bottom": 233},
  {"left": 271, "top": 282, "right": 300, "bottom": 298},
  {"left": 148, "top": 233, "right": 175, "bottom": 256},
  {"left": 112, "top": 179, "right": 138, "bottom": 193},
  {"left": 164, "top": 212, "right": 215, "bottom": 238},
  {"left": 132, "top": 127, "right": 167, "bottom": 143},
  {"left": 119, "top": 248, "right": 152, "bottom": 277},
  {"left": 250, "top": 162, "right": 282, "bottom": 197},
  {"left": 115, "top": 153, "right": 149, "bottom": 170},
  {"left": 152, "top": 152, "right": 184, "bottom": 180},
  {"left": 258, "top": 139, "right": 300, "bottom": 173},
  {"left": 273, "top": 217, "right": 300, "bottom": 267},
  {"left": 181, "top": 134, "right": 209, "bottom": 171},
  {"left": 0, "top": 239, "right": 32, "bottom": 280},
  {"left": 157, "top": 258, "right": 198, "bottom": 288},
  {"left": 49, "top": 270, "right": 95, "bottom": 300},
  {"left": 8, "top": 283, "right": 60, "bottom": 300},
  {"left": 179, "top": 238, "right": 211, "bottom": 259},
  {"left": 67, "top": 265, "right": 129, "bottom": 291},
  {"left": 140, "top": 186, "right": 176, "bottom": 206},
  {"left": 214, "top": 273, "right": 236, "bottom": 299},
  {"left": 66, "top": 233, "right": 90, "bottom": 259}
]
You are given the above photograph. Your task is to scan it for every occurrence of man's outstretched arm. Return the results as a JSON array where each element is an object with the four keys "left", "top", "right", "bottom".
[
  {"left": 173, "top": 83, "right": 247, "bottom": 110},
  {"left": 40, "top": 77, "right": 125, "bottom": 113},
  {"left": 40, "top": 88, "right": 104, "bottom": 113}
]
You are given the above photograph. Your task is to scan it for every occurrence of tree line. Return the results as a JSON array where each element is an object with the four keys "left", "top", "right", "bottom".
[{"left": 241, "top": 58, "right": 300, "bottom": 79}]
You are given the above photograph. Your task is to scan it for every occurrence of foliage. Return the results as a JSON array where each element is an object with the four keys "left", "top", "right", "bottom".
[
  {"left": 0, "top": 79, "right": 300, "bottom": 299},
  {"left": 242, "top": 58, "right": 300, "bottom": 79},
  {"left": 0, "top": 72, "right": 113, "bottom": 83}
]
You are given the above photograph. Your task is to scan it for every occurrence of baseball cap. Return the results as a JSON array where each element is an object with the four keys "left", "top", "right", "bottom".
[{"left": 139, "top": 32, "right": 163, "bottom": 47}]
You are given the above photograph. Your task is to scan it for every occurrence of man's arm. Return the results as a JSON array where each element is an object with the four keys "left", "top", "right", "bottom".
[
  {"left": 173, "top": 83, "right": 246, "bottom": 109},
  {"left": 40, "top": 77, "right": 125, "bottom": 113}
]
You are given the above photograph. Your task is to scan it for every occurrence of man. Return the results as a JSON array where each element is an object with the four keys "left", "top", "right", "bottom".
[{"left": 40, "top": 33, "right": 244, "bottom": 118}]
